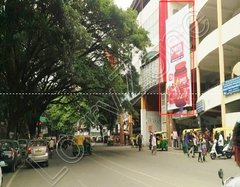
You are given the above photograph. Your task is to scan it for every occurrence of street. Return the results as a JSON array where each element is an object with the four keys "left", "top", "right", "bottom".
[{"left": 2, "top": 144, "right": 240, "bottom": 187}]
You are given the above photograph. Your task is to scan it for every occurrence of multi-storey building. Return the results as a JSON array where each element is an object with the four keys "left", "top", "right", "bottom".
[
  {"left": 131, "top": 0, "right": 161, "bottom": 144},
  {"left": 131, "top": 0, "right": 240, "bottom": 145},
  {"left": 195, "top": 0, "right": 240, "bottom": 131}
]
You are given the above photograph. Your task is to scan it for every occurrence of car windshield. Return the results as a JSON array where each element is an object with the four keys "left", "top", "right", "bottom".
[{"left": 30, "top": 141, "right": 47, "bottom": 147}]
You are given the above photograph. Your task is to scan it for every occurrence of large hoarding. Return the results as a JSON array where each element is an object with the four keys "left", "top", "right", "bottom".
[{"left": 166, "top": 5, "right": 192, "bottom": 111}]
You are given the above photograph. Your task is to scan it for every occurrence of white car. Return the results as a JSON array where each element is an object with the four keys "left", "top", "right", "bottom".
[
  {"left": 26, "top": 140, "right": 49, "bottom": 167},
  {"left": 0, "top": 166, "right": 2, "bottom": 187},
  {"left": 0, "top": 161, "right": 8, "bottom": 187}
]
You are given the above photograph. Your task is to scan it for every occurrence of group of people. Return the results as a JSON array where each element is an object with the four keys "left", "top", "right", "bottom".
[
  {"left": 130, "top": 133, "right": 157, "bottom": 155},
  {"left": 183, "top": 130, "right": 208, "bottom": 162},
  {"left": 182, "top": 128, "right": 229, "bottom": 162}
]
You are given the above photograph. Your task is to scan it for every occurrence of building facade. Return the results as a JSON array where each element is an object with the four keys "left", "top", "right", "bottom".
[
  {"left": 131, "top": 0, "right": 161, "bottom": 145},
  {"left": 131, "top": 0, "right": 240, "bottom": 145},
  {"left": 195, "top": 0, "right": 240, "bottom": 131}
]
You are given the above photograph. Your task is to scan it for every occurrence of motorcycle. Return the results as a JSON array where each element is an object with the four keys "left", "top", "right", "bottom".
[
  {"left": 210, "top": 139, "right": 233, "bottom": 160},
  {"left": 218, "top": 169, "right": 240, "bottom": 186}
]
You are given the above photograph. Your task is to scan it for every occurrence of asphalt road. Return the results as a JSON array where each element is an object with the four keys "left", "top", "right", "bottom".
[{"left": 2, "top": 144, "right": 240, "bottom": 187}]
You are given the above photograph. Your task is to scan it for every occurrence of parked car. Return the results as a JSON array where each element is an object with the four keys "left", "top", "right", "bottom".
[
  {"left": 0, "top": 165, "right": 2, "bottom": 187},
  {"left": 26, "top": 139, "right": 49, "bottom": 167},
  {"left": 0, "top": 164, "right": 2, "bottom": 187},
  {"left": 0, "top": 139, "right": 19, "bottom": 172},
  {"left": 0, "top": 161, "right": 7, "bottom": 187},
  {"left": 18, "top": 139, "right": 29, "bottom": 156}
]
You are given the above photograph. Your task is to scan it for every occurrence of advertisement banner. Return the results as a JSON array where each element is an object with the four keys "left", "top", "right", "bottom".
[{"left": 166, "top": 5, "right": 192, "bottom": 111}]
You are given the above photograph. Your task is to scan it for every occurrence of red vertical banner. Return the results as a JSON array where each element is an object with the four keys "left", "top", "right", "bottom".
[
  {"left": 158, "top": 0, "right": 168, "bottom": 116},
  {"left": 159, "top": 0, "right": 195, "bottom": 116},
  {"left": 159, "top": 0, "right": 168, "bottom": 83},
  {"left": 166, "top": 5, "right": 192, "bottom": 111}
]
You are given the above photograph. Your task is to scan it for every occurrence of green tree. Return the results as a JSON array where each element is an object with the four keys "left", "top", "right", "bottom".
[{"left": 0, "top": 0, "right": 150, "bottom": 137}]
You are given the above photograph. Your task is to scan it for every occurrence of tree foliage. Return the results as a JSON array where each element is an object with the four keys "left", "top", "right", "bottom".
[{"left": 0, "top": 0, "right": 150, "bottom": 137}]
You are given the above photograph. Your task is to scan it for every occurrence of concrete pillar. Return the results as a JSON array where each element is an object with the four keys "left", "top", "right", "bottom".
[
  {"left": 141, "top": 95, "right": 147, "bottom": 145},
  {"left": 217, "top": 0, "right": 226, "bottom": 128},
  {"left": 195, "top": 19, "right": 201, "bottom": 99}
]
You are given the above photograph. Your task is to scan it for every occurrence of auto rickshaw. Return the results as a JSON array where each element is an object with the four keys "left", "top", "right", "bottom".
[
  {"left": 154, "top": 131, "right": 168, "bottom": 151},
  {"left": 182, "top": 128, "right": 201, "bottom": 139}
]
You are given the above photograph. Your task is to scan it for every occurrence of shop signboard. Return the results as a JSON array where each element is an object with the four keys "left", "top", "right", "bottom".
[
  {"left": 166, "top": 5, "right": 192, "bottom": 111},
  {"left": 223, "top": 76, "right": 240, "bottom": 95},
  {"left": 196, "top": 100, "right": 205, "bottom": 113}
]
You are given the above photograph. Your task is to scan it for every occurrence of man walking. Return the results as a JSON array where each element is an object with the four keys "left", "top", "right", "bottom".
[
  {"left": 149, "top": 132, "right": 153, "bottom": 150},
  {"left": 151, "top": 134, "right": 157, "bottom": 155},
  {"left": 138, "top": 134, "right": 142, "bottom": 151},
  {"left": 173, "top": 130, "right": 179, "bottom": 149}
]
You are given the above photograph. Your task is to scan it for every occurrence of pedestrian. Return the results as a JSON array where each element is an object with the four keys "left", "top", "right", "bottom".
[
  {"left": 170, "top": 132, "right": 174, "bottom": 148},
  {"left": 173, "top": 130, "right": 178, "bottom": 149},
  {"left": 48, "top": 137, "right": 55, "bottom": 158},
  {"left": 197, "top": 135, "right": 203, "bottom": 162},
  {"left": 130, "top": 136, "right": 135, "bottom": 148},
  {"left": 149, "top": 132, "right": 153, "bottom": 150},
  {"left": 183, "top": 131, "right": 189, "bottom": 154},
  {"left": 49, "top": 137, "right": 55, "bottom": 149},
  {"left": 204, "top": 130, "right": 211, "bottom": 152},
  {"left": 151, "top": 134, "right": 157, "bottom": 155},
  {"left": 201, "top": 134, "right": 207, "bottom": 162},
  {"left": 188, "top": 131, "right": 196, "bottom": 158},
  {"left": 138, "top": 134, "right": 142, "bottom": 151}
]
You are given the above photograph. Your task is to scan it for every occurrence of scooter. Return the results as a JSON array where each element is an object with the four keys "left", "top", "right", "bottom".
[
  {"left": 218, "top": 169, "right": 240, "bottom": 186},
  {"left": 210, "top": 139, "right": 233, "bottom": 160}
]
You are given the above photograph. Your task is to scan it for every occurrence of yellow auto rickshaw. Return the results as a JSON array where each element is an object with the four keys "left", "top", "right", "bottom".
[
  {"left": 182, "top": 128, "right": 201, "bottom": 139},
  {"left": 154, "top": 131, "right": 168, "bottom": 151}
]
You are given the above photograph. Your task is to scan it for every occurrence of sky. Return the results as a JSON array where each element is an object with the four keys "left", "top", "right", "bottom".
[{"left": 113, "top": 0, "right": 132, "bottom": 10}]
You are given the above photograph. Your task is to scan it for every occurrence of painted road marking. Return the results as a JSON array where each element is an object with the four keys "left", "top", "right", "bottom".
[
  {"left": 6, "top": 162, "right": 69, "bottom": 187},
  {"left": 92, "top": 152, "right": 181, "bottom": 187}
]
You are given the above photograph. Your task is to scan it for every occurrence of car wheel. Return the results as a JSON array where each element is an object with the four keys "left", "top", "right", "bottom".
[{"left": 210, "top": 153, "right": 216, "bottom": 160}]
